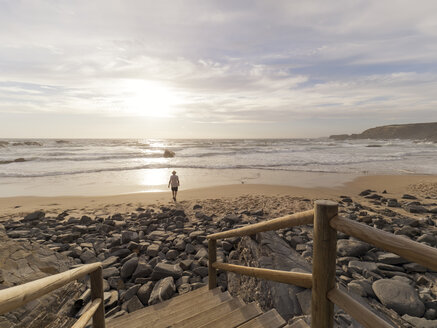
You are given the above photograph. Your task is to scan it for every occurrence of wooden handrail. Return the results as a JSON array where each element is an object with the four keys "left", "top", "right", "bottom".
[
  {"left": 311, "top": 200, "right": 338, "bottom": 328},
  {"left": 212, "top": 262, "right": 312, "bottom": 289},
  {"left": 208, "top": 239, "right": 217, "bottom": 290},
  {"left": 207, "top": 210, "right": 314, "bottom": 240},
  {"left": 0, "top": 262, "right": 102, "bottom": 314},
  {"left": 0, "top": 263, "right": 105, "bottom": 328},
  {"left": 331, "top": 215, "right": 437, "bottom": 272},
  {"left": 90, "top": 266, "right": 105, "bottom": 328},
  {"left": 328, "top": 287, "right": 394, "bottom": 328},
  {"left": 72, "top": 298, "right": 102, "bottom": 328}
]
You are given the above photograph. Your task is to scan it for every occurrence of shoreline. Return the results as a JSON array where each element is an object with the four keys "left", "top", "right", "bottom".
[{"left": 1, "top": 173, "right": 437, "bottom": 219}]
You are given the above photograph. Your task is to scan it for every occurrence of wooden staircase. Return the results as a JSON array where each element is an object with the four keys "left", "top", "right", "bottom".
[{"left": 106, "top": 286, "right": 297, "bottom": 328}]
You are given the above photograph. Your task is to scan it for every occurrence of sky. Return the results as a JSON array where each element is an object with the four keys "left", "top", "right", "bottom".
[{"left": 1, "top": 1, "right": 437, "bottom": 138}]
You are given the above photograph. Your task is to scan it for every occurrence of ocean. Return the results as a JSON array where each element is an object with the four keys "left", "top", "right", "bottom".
[{"left": 1, "top": 138, "right": 436, "bottom": 197}]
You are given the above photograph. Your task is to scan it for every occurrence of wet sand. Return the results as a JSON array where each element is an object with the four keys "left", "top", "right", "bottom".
[{"left": 1, "top": 174, "right": 437, "bottom": 220}]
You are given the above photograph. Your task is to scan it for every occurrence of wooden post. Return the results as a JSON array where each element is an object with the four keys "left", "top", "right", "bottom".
[
  {"left": 90, "top": 266, "right": 105, "bottom": 328},
  {"left": 311, "top": 200, "right": 338, "bottom": 328},
  {"left": 208, "top": 239, "right": 217, "bottom": 289}
]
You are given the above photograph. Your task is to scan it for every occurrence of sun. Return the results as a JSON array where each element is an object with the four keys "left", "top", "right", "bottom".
[{"left": 121, "top": 79, "right": 181, "bottom": 118}]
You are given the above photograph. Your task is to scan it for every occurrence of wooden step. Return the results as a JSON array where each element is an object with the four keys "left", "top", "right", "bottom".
[
  {"left": 106, "top": 287, "right": 222, "bottom": 327},
  {"left": 237, "top": 309, "right": 286, "bottom": 328},
  {"left": 143, "top": 291, "right": 233, "bottom": 328},
  {"left": 170, "top": 297, "right": 246, "bottom": 328},
  {"left": 197, "top": 302, "right": 263, "bottom": 328}
]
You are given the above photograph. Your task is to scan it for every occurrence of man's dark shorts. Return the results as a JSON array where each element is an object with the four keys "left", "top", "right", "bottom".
[{"left": 171, "top": 187, "right": 178, "bottom": 191}]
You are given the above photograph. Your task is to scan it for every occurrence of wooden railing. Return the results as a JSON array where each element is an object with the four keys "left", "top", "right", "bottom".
[
  {"left": 207, "top": 200, "right": 437, "bottom": 328},
  {"left": 0, "top": 262, "right": 105, "bottom": 328}
]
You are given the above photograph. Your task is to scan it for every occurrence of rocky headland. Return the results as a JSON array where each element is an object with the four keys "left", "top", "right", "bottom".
[
  {"left": 330, "top": 122, "right": 437, "bottom": 142},
  {"left": 1, "top": 189, "right": 437, "bottom": 327}
]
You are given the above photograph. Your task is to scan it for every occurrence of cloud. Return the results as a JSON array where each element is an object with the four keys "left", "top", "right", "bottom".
[{"left": 1, "top": 0, "right": 437, "bottom": 137}]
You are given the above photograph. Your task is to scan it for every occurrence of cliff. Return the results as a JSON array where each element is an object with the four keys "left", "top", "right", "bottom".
[{"left": 330, "top": 122, "right": 437, "bottom": 141}]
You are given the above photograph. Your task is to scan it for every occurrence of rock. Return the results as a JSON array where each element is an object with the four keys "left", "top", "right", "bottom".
[
  {"left": 347, "top": 279, "right": 375, "bottom": 298},
  {"left": 137, "top": 281, "right": 154, "bottom": 305},
  {"left": 340, "top": 196, "right": 353, "bottom": 203},
  {"left": 151, "top": 263, "right": 183, "bottom": 280},
  {"left": 337, "top": 239, "right": 372, "bottom": 257},
  {"left": 185, "top": 243, "right": 196, "bottom": 254},
  {"left": 403, "top": 263, "right": 427, "bottom": 273},
  {"left": 132, "top": 262, "right": 152, "bottom": 280},
  {"left": 193, "top": 267, "right": 208, "bottom": 278},
  {"left": 417, "top": 234, "right": 437, "bottom": 246},
  {"left": 377, "top": 253, "right": 408, "bottom": 265},
  {"left": 121, "top": 284, "right": 141, "bottom": 302},
  {"left": 387, "top": 199, "right": 399, "bottom": 207},
  {"left": 221, "top": 240, "right": 233, "bottom": 252},
  {"left": 406, "top": 204, "right": 428, "bottom": 213},
  {"left": 146, "top": 244, "right": 160, "bottom": 257},
  {"left": 148, "top": 277, "right": 176, "bottom": 305},
  {"left": 163, "top": 149, "right": 175, "bottom": 158},
  {"left": 359, "top": 189, "right": 372, "bottom": 196},
  {"left": 23, "top": 211, "right": 45, "bottom": 222},
  {"left": 120, "top": 257, "right": 139, "bottom": 279},
  {"left": 227, "top": 231, "right": 311, "bottom": 321},
  {"left": 173, "top": 239, "right": 186, "bottom": 251},
  {"left": 425, "top": 308, "right": 437, "bottom": 320},
  {"left": 121, "top": 231, "right": 139, "bottom": 244},
  {"left": 402, "top": 314, "right": 437, "bottom": 328},
  {"left": 148, "top": 231, "right": 167, "bottom": 241},
  {"left": 178, "top": 283, "right": 192, "bottom": 295},
  {"left": 372, "top": 279, "right": 425, "bottom": 317},
  {"left": 110, "top": 248, "right": 131, "bottom": 258},
  {"left": 166, "top": 249, "right": 179, "bottom": 260},
  {"left": 195, "top": 212, "right": 211, "bottom": 221},
  {"left": 105, "top": 290, "right": 119, "bottom": 309},
  {"left": 194, "top": 247, "right": 208, "bottom": 260},
  {"left": 80, "top": 249, "right": 97, "bottom": 264},
  {"left": 222, "top": 214, "right": 241, "bottom": 224},
  {"left": 179, "top": 259, "right": 193, "bottom": 271},
  {"left": 79, "top": 215, "right": 93, "bottom": 225},
  {"left": 124, "top": 295, "right": 143, "bottom": 313},
  {"left": 395, "top": 226, "right": 419, "bottom": 237},
  {"left": 402, "top": 194, "right": 417, "bottom": 200},
  {"left": 189, "top": 231, "right": 206, "bottom": 243},
  {"left": 103, "top": 267, "right": 119, "bottom": 279},
  {"left": 108, "top": 276, "right": 124, "bottom": 290},
  {"left": 102, "top": 256, "right": 119, "bottom": 268},
  {"left": 348, "top": 261, "right": 378, "bottom": 273},
  {"left": 296, "top": 290, "right": 311, "bottom": 315}
]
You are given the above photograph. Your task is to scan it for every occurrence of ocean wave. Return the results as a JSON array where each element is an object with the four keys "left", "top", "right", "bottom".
[
  {"left": 3, "top": 151, "right": 171, "bottom": 163},
  {"left": 0, "top": 155, "right": 407, "bottom": 177}
]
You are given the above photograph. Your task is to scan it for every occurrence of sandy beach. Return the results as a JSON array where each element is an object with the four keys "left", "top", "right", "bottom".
[
  {"left": 2, "top": 173, "right": 437, "bottom": 326},
  {"left": 1, "top": 174, "right": 437, "bottom": 220}
]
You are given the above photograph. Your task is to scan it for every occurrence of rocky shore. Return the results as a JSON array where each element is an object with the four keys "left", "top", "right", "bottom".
[
  {"left": 330, "top": 122, "right": 437, "bottom": 142},
  {"left": 1, "top": 189, "right": 437, "bottom": 327}
]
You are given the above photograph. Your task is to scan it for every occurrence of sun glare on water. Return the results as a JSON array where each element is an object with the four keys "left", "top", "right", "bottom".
[{"left": 121, "top": 80, "right": 181, "bottom": 118}]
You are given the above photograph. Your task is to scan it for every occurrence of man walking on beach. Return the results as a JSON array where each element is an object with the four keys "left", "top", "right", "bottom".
[{"left": 168, "top": 170, "right": 180, "bottom": 201}]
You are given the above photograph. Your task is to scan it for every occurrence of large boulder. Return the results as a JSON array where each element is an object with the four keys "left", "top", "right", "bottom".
[
  {"left": 148, "top": 277, "right": 176, "bottom": 305},
  {"left": 337, "top": 239, "right": 372, "bottom": 257},
  {"left": 227, "top": 231, "right": 312, "bottom": 321},
  {"left": 151, "top": 263, "right": 183, "bottom": 280},
  {"left": 163, "top": 149, "right": 175, "bottom": 158},
  {"left": 120, "top": 257, "right": 139, "bottom": 279},
  {"left": 22, "top": 211, "right": 45, "bottom": 223},
  {"left": 132, "top": 262, "right": 152, "bottom": 280},
  {"left": 0, "top": 224, "right": 79, "bottom": 327},
  {"left": 372, "top": 279, "right": 425, "bottom": 317},
  {"left": 137, "top": 281, "right": 154, "bottom": 305}
]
